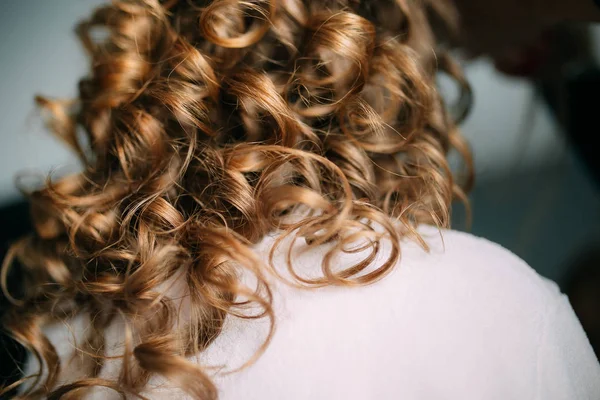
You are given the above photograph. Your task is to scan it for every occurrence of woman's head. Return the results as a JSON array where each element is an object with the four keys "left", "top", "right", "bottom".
[{"left": 2, "top": 1, "right": 471, "bottom": 398}]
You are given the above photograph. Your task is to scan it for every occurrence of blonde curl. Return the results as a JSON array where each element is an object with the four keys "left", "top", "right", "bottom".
[{"left": 2, "top": 0, "right": 472, "bottom": 398}]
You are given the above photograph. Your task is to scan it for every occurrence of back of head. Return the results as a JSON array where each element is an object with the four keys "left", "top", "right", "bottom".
[{"left": 1, "top": 0, "right": 471, "bottom": 398}]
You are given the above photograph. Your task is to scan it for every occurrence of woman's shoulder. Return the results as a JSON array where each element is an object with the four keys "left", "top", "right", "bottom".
[
  {"left": 247, "top": 227, "right": 569, "bottom": 361},
  {"left": 277, "top": 227, "right": 562, "bottom": 338},
  {"left": 270, "top": 226, "right": 562, "bottom": 312},
  {"left": 404, "top": 227, "right": 560, "bottom": 303},
  {"left": 202, "top": 228, "right": 598, "bottom": 400}
]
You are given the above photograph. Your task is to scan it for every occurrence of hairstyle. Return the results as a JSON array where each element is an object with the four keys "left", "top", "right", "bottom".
[{"left": 1, "top": 0, "right": 472, "bottom": 398}]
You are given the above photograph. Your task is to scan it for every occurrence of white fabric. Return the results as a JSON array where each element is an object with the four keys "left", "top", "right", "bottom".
[{"left": 38, "top": 228, "right": 600, "bottom": 399}]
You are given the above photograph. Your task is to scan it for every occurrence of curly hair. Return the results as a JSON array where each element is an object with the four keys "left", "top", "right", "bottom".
[{"left": 1, "top": 0, "right": 472, "bottom": 398}]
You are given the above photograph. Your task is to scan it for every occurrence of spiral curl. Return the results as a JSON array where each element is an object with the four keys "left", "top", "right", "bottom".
[{"left": 2, "top": 0, "right": 472, "bottom": 398}]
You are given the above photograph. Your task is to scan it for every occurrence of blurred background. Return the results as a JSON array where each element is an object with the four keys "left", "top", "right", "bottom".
[{"left": 0, "top": 2, "right": 599, "bottom": 388}]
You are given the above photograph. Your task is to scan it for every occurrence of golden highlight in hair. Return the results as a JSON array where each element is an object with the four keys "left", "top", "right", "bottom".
[{"left": 1, "top": 0, "right": 473, "bottom": 398}]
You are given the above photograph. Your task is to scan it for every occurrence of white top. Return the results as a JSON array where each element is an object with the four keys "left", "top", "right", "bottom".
[{"left": 36, "top": 228, "right": 600, "bottom": 399}]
